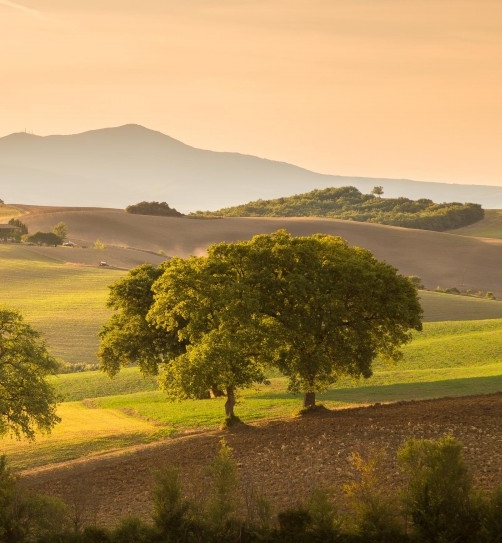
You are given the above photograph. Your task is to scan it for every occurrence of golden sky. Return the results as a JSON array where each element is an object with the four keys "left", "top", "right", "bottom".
[{"left": 1, "top": 0, "right": 501, "bottom": 185}]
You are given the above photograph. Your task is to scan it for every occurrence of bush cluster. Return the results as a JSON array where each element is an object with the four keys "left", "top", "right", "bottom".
[
  {"left": 194, "top": 186, "right": 484, "bottom": 232},
  {"left": 125, "top": 202, "right": 184, "bottom": 217},
  {"left": 4, "top": 435, "right": 502, "bottom": 542}
]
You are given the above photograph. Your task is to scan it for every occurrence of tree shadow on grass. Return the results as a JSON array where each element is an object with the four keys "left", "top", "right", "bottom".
[{"left": 251, "top": 375, "right": 502, "bottom": 406}]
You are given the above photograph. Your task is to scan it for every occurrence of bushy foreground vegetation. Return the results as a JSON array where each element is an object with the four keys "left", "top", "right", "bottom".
[
  {"left": 2, "top": 436, "right": 502, "bottom": 542},
  {"left": 193, "top": 186, "right": 484, "bottom": 232}
]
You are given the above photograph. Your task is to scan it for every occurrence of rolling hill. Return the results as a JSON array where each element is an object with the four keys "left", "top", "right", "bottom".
[
  {"left": 2, "top": 124, "right": 502, "bottom": 212},
  {"left": 12, "top": 205, "right": 502, "bottom": 298}
]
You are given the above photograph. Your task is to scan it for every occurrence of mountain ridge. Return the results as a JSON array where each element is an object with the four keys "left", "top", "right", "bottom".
[{"left": 2, "top": 124, "right": 502, "bottom": 212}]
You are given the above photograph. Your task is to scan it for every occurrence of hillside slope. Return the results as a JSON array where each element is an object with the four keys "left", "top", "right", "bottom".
[
  {"left": 3, "top": 125, "right": 502, "bottom": 211},
  {"left": 15, "top": 205, "right": 502, "bottom": 298}
]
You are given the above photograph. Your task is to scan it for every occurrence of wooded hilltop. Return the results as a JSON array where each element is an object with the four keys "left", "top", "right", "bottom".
[{"left": 193, "top": 186, "right": 484, "bottom": 231}]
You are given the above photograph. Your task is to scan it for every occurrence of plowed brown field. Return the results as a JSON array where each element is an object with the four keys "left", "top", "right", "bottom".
[{"left": 20, "top": 393, "right": 502, "bottom": 527}]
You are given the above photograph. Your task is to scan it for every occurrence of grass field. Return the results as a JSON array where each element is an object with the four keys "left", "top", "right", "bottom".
[
  {"left": 3, "top": 237, "right": 502, "bottom": 471},
  {"left": 3, "top": 242, "right": 502, "bottom": 368},
  {"left": 450, "top": 209, "right": 502, "bottom": 239},
  {"left": 0, "top": 244, "right": 124, "bottom": 365},
  {"left": 2, "top": 317, "right": 502, "bottom": 470}
]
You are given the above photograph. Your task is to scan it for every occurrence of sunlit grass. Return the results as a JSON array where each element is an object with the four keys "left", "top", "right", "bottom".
[
  {"left": 0, "top": 402, "right": 172, "bottom": 470},
  {"left": 0, "top": 244, "right": 124, "bottom": 365},
  {"left": 450, "top": 209, "right": 502, "bottom": 239}
]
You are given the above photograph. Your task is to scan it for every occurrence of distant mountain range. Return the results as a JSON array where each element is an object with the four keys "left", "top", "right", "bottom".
[{"left": 2, "top": 124, "right": 502, "bottom": 212}]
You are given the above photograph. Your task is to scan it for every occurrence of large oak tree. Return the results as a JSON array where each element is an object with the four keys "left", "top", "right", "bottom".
[{"left": 99, "top": 230, "right": 422, "bottom": 416}]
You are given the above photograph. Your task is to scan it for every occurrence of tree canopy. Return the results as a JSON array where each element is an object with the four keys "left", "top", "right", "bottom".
[
  {"left": 125, "top": 201, "right": 184, "bottom": 217},
  {"left": 0, "top": 307, "right": 60, "bottom": 439},
  {"left": 25, "top": 232, "right": 63, "bottom": 246},
  {"left": 99, "top": 231, "right": 422, "bottom": 417},
  {"left": 192, "top": 186, "right": 484, "bottom": 232}
]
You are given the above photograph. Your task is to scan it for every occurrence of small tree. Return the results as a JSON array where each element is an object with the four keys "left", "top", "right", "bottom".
[
  {"left": 0, "top": 306, "right": 60, "bottom": 439},
  {"left": 52, "top": 222, "right": 67, "bottom": 241},
  {"left": 371, "top": 185, "right": 384, "bottom": 198},
  {"left": 205, "top": 439, "right": 239, "bottom": 535}
]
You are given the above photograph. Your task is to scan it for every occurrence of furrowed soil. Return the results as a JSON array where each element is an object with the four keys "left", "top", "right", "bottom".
[{"left": 20, "top": 393, "right": 502, "bottom": 526}]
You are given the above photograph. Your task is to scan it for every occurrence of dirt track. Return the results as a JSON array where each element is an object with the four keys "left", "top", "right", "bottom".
[{"left": 20, "top": 393, "right": 502, "bottom": 527}]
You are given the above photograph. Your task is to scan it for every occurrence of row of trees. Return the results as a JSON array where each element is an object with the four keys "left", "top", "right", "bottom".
[
  {"left": 193, "top": 186, "right": 484, "bottom": 232},
  {"left": 98, "top": 231, "right": 422, "bottom": 419}
]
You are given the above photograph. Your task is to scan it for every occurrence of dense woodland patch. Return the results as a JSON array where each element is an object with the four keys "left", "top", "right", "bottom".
[
  {"left": 194, "top": 186, "right": 484, "bottom": 231},
  {"left": 125, "top": 201, "right": 184, "bottom": 217}
]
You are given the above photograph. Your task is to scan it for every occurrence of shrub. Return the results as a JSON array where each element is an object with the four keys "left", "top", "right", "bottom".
[
  {"left": 343, "top": 450, "right": 404, "bottom": 542},
  {"left": 398, "top": 435, "right": 480, "bottom": 542},
  {"left": 152, "top": 465, "right": 192, "bottom": 538},
  {"left": 0, "top": 455, "right": 69, "bottom": 542},
  {"left": 110, "top": 516, "right": 155, "bottom": 543},
  {"left": 205, "top": 439, "right": 240, "bottom": 536}
]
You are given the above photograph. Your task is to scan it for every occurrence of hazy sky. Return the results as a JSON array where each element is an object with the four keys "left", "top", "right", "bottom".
[{"left": 1, "top": 1, "right": 501, "bottom": 186}]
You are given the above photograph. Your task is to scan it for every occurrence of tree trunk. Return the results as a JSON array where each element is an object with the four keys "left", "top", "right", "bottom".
[
  {"left": 225, "top": 386, "right": 236, "bottom": 418},
  {"left": 303, "top": 391, "right": 316, "bottom": 409}
]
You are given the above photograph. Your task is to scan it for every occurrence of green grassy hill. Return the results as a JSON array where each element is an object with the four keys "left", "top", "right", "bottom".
[
  {"left": 0, "top": 244, "right": 124, "bottom": 366},
  {"left": 2, "top": 316, "right": 502, "bottom": 470},
  {"left": 2, "top": 238, "right": 502, "bottom": 367},
  {"left": 450, "top": 209, "right": 502, "bottom": 239}
]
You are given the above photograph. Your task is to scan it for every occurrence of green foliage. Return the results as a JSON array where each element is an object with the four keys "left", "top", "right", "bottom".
[
  {"left": 398, "top": 435, "right": 480, "bottom": 543},
  {"left": 25, "top": 231, "right": 63, "bottom": 246},
  {"left": 98, "top": 263, "right": 174, "bottom": 378},
  {"left": 205, "top": 439, "right": 239, "bottom": 535},
  {"left": 478, "top": 486, "right": 502, "bottom": 543},
  {"left": 52, "top": 222, "right": 68, "bottom": 241},
  {"left": 194, "top": 185, "right": 484, "bottom": 232},
  {"left": 407, "top": 275, "right": 424, "bottom": 290},
  {"left": 152, "top": 465, "right": 192, "bottom": 536},
  {"left": 236, "top": 230, "right": 422, "bottom": 407},
  {"left": 0, "top": 455, "right": 69, "bottom": 543},
  {"left": 344, "top": 450, "right": 404, "bottom": 542},
  {"left": 93, "top": 239, "right": 105, "bottom": 249},
  {"left": 306, "top": 487, "right": 341, "bottom": 538},
  {"left": 6, "top": 218, "right": 27, "bottom": 239},
  {"left": 125, "top": 201, "right": 184, "bottom": 217},
  {"left": 101, "top": 231, "right": 422, "bottom": 414},
  {"left": 0, "top": 306, "right": 60, "bottom": 439}
]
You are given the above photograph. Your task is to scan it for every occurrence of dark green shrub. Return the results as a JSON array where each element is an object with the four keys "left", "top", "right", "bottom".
[
  {"left": 152, "top": 465, "right": 192, "bottom": 539},
  {"left": 478, "top": 486, "right": 502, "bottom": 543},
  {"left": 398, "top": 436, "right": 480, "bottom": 543},
  {"left": 204, "top": 439, "right": 240, "bottom": 538},
  {"left": 277, "top": 508, "right": 311, "bottom": 537},
  {"left": 110, "top": 516, "right": 156, "bottom": 543}
]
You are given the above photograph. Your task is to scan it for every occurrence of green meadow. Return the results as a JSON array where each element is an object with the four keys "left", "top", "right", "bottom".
[
  {"left": 2, "top": 242, "right": 502, "bottom": 470},
  {"left": 0, "top": 244, "right": 124, "bottom": 365}
]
